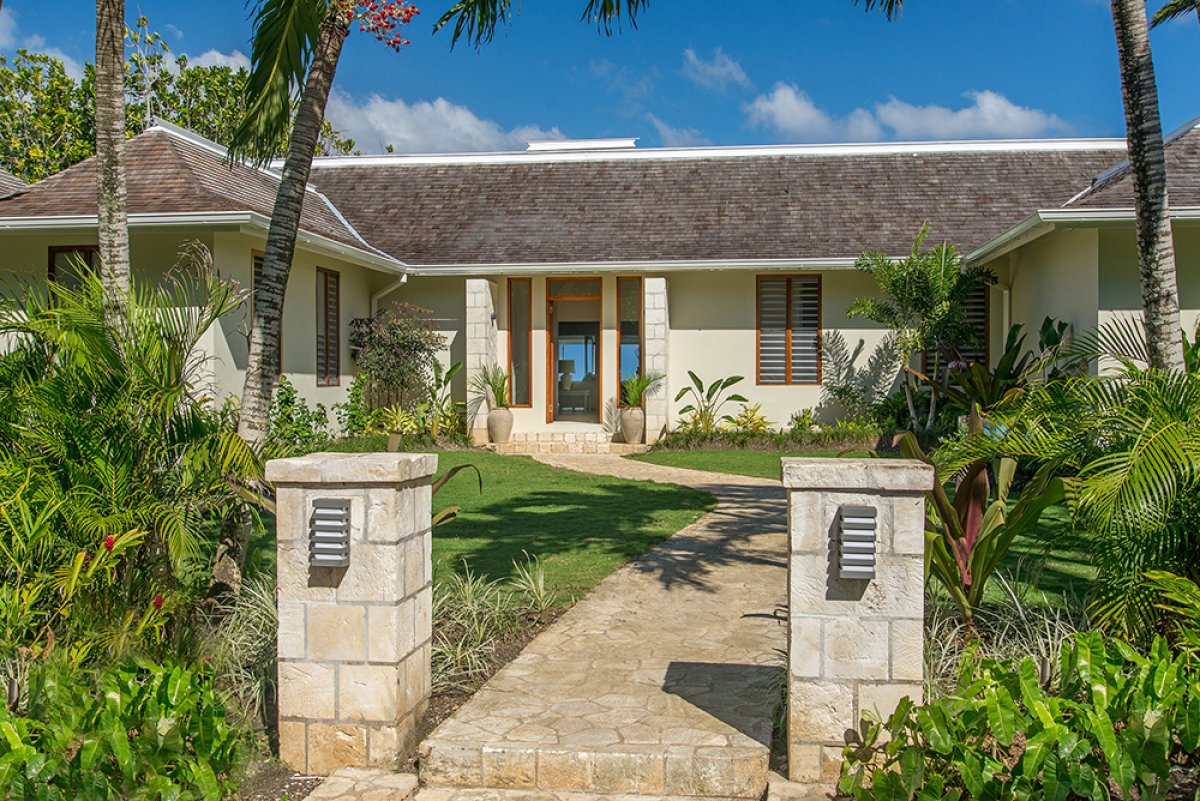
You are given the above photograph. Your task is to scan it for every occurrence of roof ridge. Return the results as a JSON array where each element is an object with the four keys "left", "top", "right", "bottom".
[{"left": 1065, "top": 117, "right": 1199, "bottom": 207}]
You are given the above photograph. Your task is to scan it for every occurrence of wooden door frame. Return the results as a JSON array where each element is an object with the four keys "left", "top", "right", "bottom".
[{"left": 545, "top": 277, "right": 603, "bottom": 424}]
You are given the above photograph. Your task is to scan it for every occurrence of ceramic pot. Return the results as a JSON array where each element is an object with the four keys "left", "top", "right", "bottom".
[
  {"left": 619, "top": 407, "right": 645, "bottom": 444},
  {"left": 487, "top": 408, "right": 514, "bottom": 444}
]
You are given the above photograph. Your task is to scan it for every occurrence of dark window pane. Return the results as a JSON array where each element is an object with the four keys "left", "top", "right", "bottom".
[{"left": 508, "top": 279, "right": 531, "bottom": 406}]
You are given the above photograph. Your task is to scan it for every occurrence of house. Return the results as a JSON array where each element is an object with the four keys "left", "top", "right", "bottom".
[
  {"left": 1, "top": 119, "right": 1197, "bottom": 450},
  {"left": 0, "top": 168, "right": 25, "bottom": 198}
]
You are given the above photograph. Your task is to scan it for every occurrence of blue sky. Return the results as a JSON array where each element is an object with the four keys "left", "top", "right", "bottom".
[{"left": 1, "top": 1, "right": 1197, "bottom": 154}]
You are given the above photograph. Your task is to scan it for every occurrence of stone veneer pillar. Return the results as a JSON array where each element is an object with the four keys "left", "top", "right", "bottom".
[
  {"left": 781, "top": 457, "right": 934, "bottom": 791},
  {"left": 465, "top": 279, "right": 499, "bottom": 444},
  {"left": 267, "top": 452, "right": 437, "bottom": 775},
  {"left": 642, "top": 276, "right": 669, "bottom": 443}
]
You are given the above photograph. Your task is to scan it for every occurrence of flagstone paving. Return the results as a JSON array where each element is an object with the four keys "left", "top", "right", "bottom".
[{"left": 420, "top": 454, "right": 788, "bottom": 800}]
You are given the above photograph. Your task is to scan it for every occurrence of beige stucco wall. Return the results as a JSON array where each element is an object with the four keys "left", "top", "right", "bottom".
[
  {"left": 1003, "top": 227, "right": 1100, "bottom": 344},
  {"left": 1097, "top": 223, "right": 1200, "bottom": 335},
  {"left": 394, "top": 269, "right": 904, "bottom": 434},
  {"left": 0, "top": 228, "right": 396, "bottom": 423}
]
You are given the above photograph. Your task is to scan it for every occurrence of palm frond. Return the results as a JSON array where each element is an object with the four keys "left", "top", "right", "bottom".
[
  {"left": 435, "top": 0, "right": 648, "bottom": 49},
  {"left": 1151, "top": 0, "right": 1199, "bottom": 26}
]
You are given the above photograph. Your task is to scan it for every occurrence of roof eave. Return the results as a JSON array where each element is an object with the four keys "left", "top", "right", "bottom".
[
  {"left": 0, "top": 211, "right": 408, "bottom": 275},
  {"left": 402, "top": 256, "right": 872, "bottom": 277}
]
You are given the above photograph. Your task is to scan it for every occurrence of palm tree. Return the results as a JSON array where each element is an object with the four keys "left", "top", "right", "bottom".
[
  {"left": 229, "top": 0, "right": 349, "bottom": 445},
  {"left": 857, "top": 0, "right": 1185, "bottom": 372},
  {"left": 95, "top": 0, "right": 131, "bottom": 301},
  {"left": 1152, "top": 0, "right": 1200, "bottom": 27}
]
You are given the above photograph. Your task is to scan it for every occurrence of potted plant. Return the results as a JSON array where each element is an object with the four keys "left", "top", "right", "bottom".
[
  {"left": 471, "top": 365, "right": 513, "bottom": 444},
  {"left": 619, "top": 372, "right": 665, "bottom": 444}
]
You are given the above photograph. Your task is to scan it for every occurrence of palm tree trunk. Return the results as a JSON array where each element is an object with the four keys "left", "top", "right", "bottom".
[
  {"left": 237, "top": 9, "right": 350, "bottom": 445},
  {"left": 95, "top": 0, "right": 130, "bottom": 302},
  {"left": 1110, "top": 0, "right": 1185, "bottom": 372}
]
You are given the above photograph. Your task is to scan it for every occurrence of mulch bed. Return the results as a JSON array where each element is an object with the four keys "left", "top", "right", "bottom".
[{"left": 237, "top": 607, "right": 565, "bottom": 800}]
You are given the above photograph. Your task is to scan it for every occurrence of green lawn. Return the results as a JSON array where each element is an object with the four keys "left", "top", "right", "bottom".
[
  {"left": 629, "top": 449, "right": 875, "bottom": 480},
  {"left": 628, "top": 448, "right": 1094, "bottom": 611},
  {"left": 254, "top": 447, "right": 715, "bottom": 605}
]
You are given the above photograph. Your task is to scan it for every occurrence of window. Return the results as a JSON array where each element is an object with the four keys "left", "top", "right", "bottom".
[
  {"left": 924, "top": 284, "right": 990, "bottom": 376},
  {"left": 48, "top": 246, "right": 99, "bottom": 290},
  {"left": 617, "top": 277, "right": 642, "bottom": 400},
  {"left": 756, "top": 275, "right": 821, "bottom": 385},
  {"left": 508, "top": 278, "right": 532, "bottom": 406},
  {"left": 316, "top": 268, "right": 340, "bottom": 386}
]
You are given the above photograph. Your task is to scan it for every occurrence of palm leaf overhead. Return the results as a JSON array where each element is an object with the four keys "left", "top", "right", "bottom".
[
  {"left": 229, "top": 0, "right": 328, "bottom": 165},
  {"left": 435, "top": 0, "right": 649, "bottom": 49},
  {"left": 856, "top": 0, "right": 905, "bottom": 19},
  {"left": 1151, "top": 0, "right": 1199, "bottom": 26}
]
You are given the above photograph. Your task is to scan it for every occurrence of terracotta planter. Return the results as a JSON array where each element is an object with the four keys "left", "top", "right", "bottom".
[
  {"left": 487, "top": 408, "right": 514, "bottom": 444},
  {"left": 386, "top": 432, "right": 404, "bottom": 453},
  {"left": 619, "top": 407, "right": 645, "bottom": 445}
]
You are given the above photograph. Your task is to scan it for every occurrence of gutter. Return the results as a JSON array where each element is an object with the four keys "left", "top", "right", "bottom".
[
  {"left": 401, "top": 256, "right": 868, "bottom": 277},
  {"left": 0, "top": 211, "right": 408, "bottom": 276}
]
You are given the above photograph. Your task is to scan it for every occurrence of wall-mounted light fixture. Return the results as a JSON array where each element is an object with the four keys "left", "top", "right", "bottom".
[
  {"left": 838, "top": 505, "right": 877, "bottom": 580},
  {"left": 310, "top": 499, "right": 351, "bottom": 568}
]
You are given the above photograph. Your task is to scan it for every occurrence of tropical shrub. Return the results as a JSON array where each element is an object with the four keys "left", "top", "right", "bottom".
[
  {"left": 842, "top": 633, "right": 1200, "bottom": 801},
  {"left": 942, "top": 324, "right": 1035, "bottom": 418},
  {"left": 377, "top": 404, "right": 420, "bottom": 436},
  {"left": 348, "top": 303, "right": 445, "bottom": 408},
  {"left": 730, "top": 403, "right": 774, "bottom": 434},
  {"left": 334, "top": 372, "right": 382, "bottom": 437},
  {"left": 0, "top": 658, "right": 242, "bottom": 801},
  {"left": 417, "top": 361, "right": 465, "bottom": 439},
  {"left": 674, "top": 372, "right": 749, "bottom": 435},
  {"left": 789, "top": 408, "right": 817, "bottom": 435},
  {"left": 847, "top": 227, "right": 995, "bottom": 433},
  {"left": 471, "top": 364, "right": 511, "bottom": 411},
  {"left": 265, "top": 375, "right": 331, "bottom": 456},
  {"left": 620, "top": 371, "right": 665, "bottom": 408},
  {"left": 897, "top": 433, "right": 1064, "bottom": 627}
]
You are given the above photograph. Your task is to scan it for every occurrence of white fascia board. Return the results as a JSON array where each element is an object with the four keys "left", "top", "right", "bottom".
[
  {"left": 0, "top": 211, "right": 407, "bottom": 275},
  {"left": 402, "top": 257, "right": 866, "bottom": 277},
  {"left": 967, "top": 207, "right": 1200, "bottom": 265}
]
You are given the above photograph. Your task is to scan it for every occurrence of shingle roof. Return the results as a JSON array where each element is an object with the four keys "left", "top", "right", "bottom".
[
  {"left": 1069, "top": 120, "right": 1200, "bottom": 209},
  {"left": 307, "top": 144, "right": 1125, "bottom": 266},
  {"left": 0, "top": 169, "right": 26, "bottom": 198},
  {"left": 0, "top": 125, "right": 390, "bottom": 260}
]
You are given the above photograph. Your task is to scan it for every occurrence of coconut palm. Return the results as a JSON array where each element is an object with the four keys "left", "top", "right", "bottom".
[
  {"left": 434, "top": 0, "right": 648, "bottom": 47},
  {"left": 856, "top": 0, "right": 1185, "bottom": 372},
  {"left": 95, "top": 0, "right": 131, "bottom": 302}
]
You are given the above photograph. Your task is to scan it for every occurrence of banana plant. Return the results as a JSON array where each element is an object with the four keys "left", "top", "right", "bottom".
[{"left": 896, "top": 432, "right": 1064, "bottom": 627}]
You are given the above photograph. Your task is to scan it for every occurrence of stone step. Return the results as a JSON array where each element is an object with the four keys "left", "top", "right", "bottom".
[
  {"left": 306, "top": 768, "right": 419, "bottom": 801},
  {"left": 417, "top": 785, "right": 750, "bottom": 801},
  {"left": 488, "top": 441, "right": 649, "bottom": 455},
  {"left": 420, "top": 741, "right": 767, "bottom": 799}
]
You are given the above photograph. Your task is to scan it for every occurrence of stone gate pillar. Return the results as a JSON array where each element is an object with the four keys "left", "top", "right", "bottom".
[
  {"left": 642, "top": 276, "right": 669, "bottom": 443},
  {"left": 268, "top": 452, "right": 437, "bottom": 775},
  {"left": 465, "top": 278, "right": 499, "bottom": 444},
  {"left": 781, "top": 458, "right": 933, "bottom": 792}
]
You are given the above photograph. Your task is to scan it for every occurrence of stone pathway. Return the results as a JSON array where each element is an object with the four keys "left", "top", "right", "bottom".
[
  {"left": 306, "top": 768, "right": 418, "bottom": 801},
  {"left": 420, "top": 454, "right": 787, "bottom": 800}
]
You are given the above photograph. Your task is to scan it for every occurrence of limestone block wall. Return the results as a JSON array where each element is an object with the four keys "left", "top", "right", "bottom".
[
  {"left": 642, "top": 276, "right": 670, "bottom": 443},
  {"left": 782, "top": 458, "right": 933, "bottom": 789},
  {"left": 267, "top": 452, "right": 437, "bottom": 775},
  {"left": 465, "top": 279, "right": 499, "bottom": 439}
]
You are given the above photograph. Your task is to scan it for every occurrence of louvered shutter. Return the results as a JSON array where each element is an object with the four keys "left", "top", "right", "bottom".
[
  {"left": 316, "top": 269, "right": 340, "bottom": 386},
  {"left": 790, "top": 277, "right": 821, "bottom": 383},
  {"left": 758, "top": 278, "right": 788, "bottom": 384},
  {"left": 925, "top": 284, "right": 989, "bottom": 377}
]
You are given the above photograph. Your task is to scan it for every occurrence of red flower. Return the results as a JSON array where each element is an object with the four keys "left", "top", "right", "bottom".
[
  {"left": 103, "top": 535, "right": 115, "bottom": 551},
  {"left": 152, "top": 594, "right": 164, "bottom": 610}
]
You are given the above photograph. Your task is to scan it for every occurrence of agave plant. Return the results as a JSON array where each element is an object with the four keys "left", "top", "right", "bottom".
[
  {"left": 897, "top": 432, "right": 1064, "bottom": 628},
  {"left": 470, "top": 364, "right": 511, "bottom": 411}
]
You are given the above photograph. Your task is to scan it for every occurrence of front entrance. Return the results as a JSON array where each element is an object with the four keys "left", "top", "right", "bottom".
[{"left": 547, "top": 278, "right": 602, "bottom": 423}]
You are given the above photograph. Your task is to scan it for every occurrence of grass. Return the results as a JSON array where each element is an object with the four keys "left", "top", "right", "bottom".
[
  {"left": 252, "top": 442, "right": 715, "bottom": 606},
  {"left": 629, "top": 449, "right": 876, "bottom": 480}
]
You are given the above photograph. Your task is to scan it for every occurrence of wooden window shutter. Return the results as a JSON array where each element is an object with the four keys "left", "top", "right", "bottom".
[
  {"left": 757, "top": 278, "right": 788, "bottom": 384},
  {"left": 789, "top": 277, "right": 821, "bottom": 384},
  {"left": 758, "top": 276, "right": 822, "bottom": 385},
  {"left": 316, "top": 269, "right": 340, "bottom": 386}
]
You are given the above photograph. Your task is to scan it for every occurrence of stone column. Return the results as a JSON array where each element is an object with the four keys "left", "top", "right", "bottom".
[
  {"left": 465, "top": 278, "right": 499, "bottom": 444},
  {"left": 268, "top": 452, "right": 437, "bottom": 775},
  {"left": 781, "top": 458, "right": 934, "bottom": 791},
  {"left": 642, "top": 276, "right": 669, "bottom": 443}
]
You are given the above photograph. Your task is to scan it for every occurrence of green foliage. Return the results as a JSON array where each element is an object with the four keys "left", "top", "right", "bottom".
[
  {"left": 200, "top": 574, "right": 279, "bottom": 731},
  {"left": 729, "top": 403, "right": 774, "bottom": 434},
  {"left": 419, "top": 361, "right": 466, "bottom": 439},
  {"left": 266, "top": 375, "right": 331, "bottom": 456},
  {"left": 942, "top": 324, "right": 1035, "bottom": 417},
  {"left": 1146, "top": 570, "right": 1200, "bottom": 653},
  {"left": 655, "top": 413, "right": 881, "bottom": 452},
  {"left": 821, "top": 330, "right": 901, "bottom": 418},
  {"left": 377, "top": 404, "right": 419, "bottom": 436},
  {"left": 674, "top": 372, "right": 749, "bottom": 435},
  {"left": 0, "top": 658, "right": 242, "bottom": 801},
  {"left": 789, "top": 408, "right": 818, "bottom": 435},
  {"left": 471, "top": 364, "right": 512, "bottom": 411},
  {"left": 0, "top": 23, "right": 355, "bottom": 183},
  {"left": 333, "top": 373, "right": 382, "bottom": 437},
  {"left": 619, "top": 371, "right": 664, "bottom": 408},
  {"left": 841, "top": 633, "right": 1200, "bottom": 801},
  {"left": 348, "top": 303, "right": 445, "bottom": 409},
  {"left": 898, "top": 433, "right": 1064, "bottom": 627},
  {"left": 0, "top": 259, "right": 260, "bottom": 658},
  {"left": 847, "top": 227, "right": 996, "bottom": 432},
  {"left": 435, "top": 0, "right": 649, "bottom": 49}
]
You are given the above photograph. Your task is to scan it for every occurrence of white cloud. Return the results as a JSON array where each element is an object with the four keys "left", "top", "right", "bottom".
[
  {"left": 189, "top": 49, "right": 251, "bottom": 71},
  {"left": 746, "top": 83, "right": 1071, "bottom": 142},
  {"left": 164, "top": 23, "right": 185, "bottom": 40},
  {"left": 0, "top": 9, "right": 16, "bottom": 49},
  {"left": 21, "top": 34, "right": 84, "bottom": 80},
  {"left": 681, "top": 48, "right": 752, "bottom": 92},
  {"left": 326, "top": 89, "right": 565, "bottom": 154},
  {"left": 647, "top": 114, "right": 710, "bottom": 147},
  {"left": 589, "top": 59, "right": 654, "bottom": 102}
]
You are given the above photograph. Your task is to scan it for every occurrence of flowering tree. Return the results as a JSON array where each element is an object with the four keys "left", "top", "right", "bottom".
[{"left": 230, "top": 0, "right": 419, "bottom": 447}]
